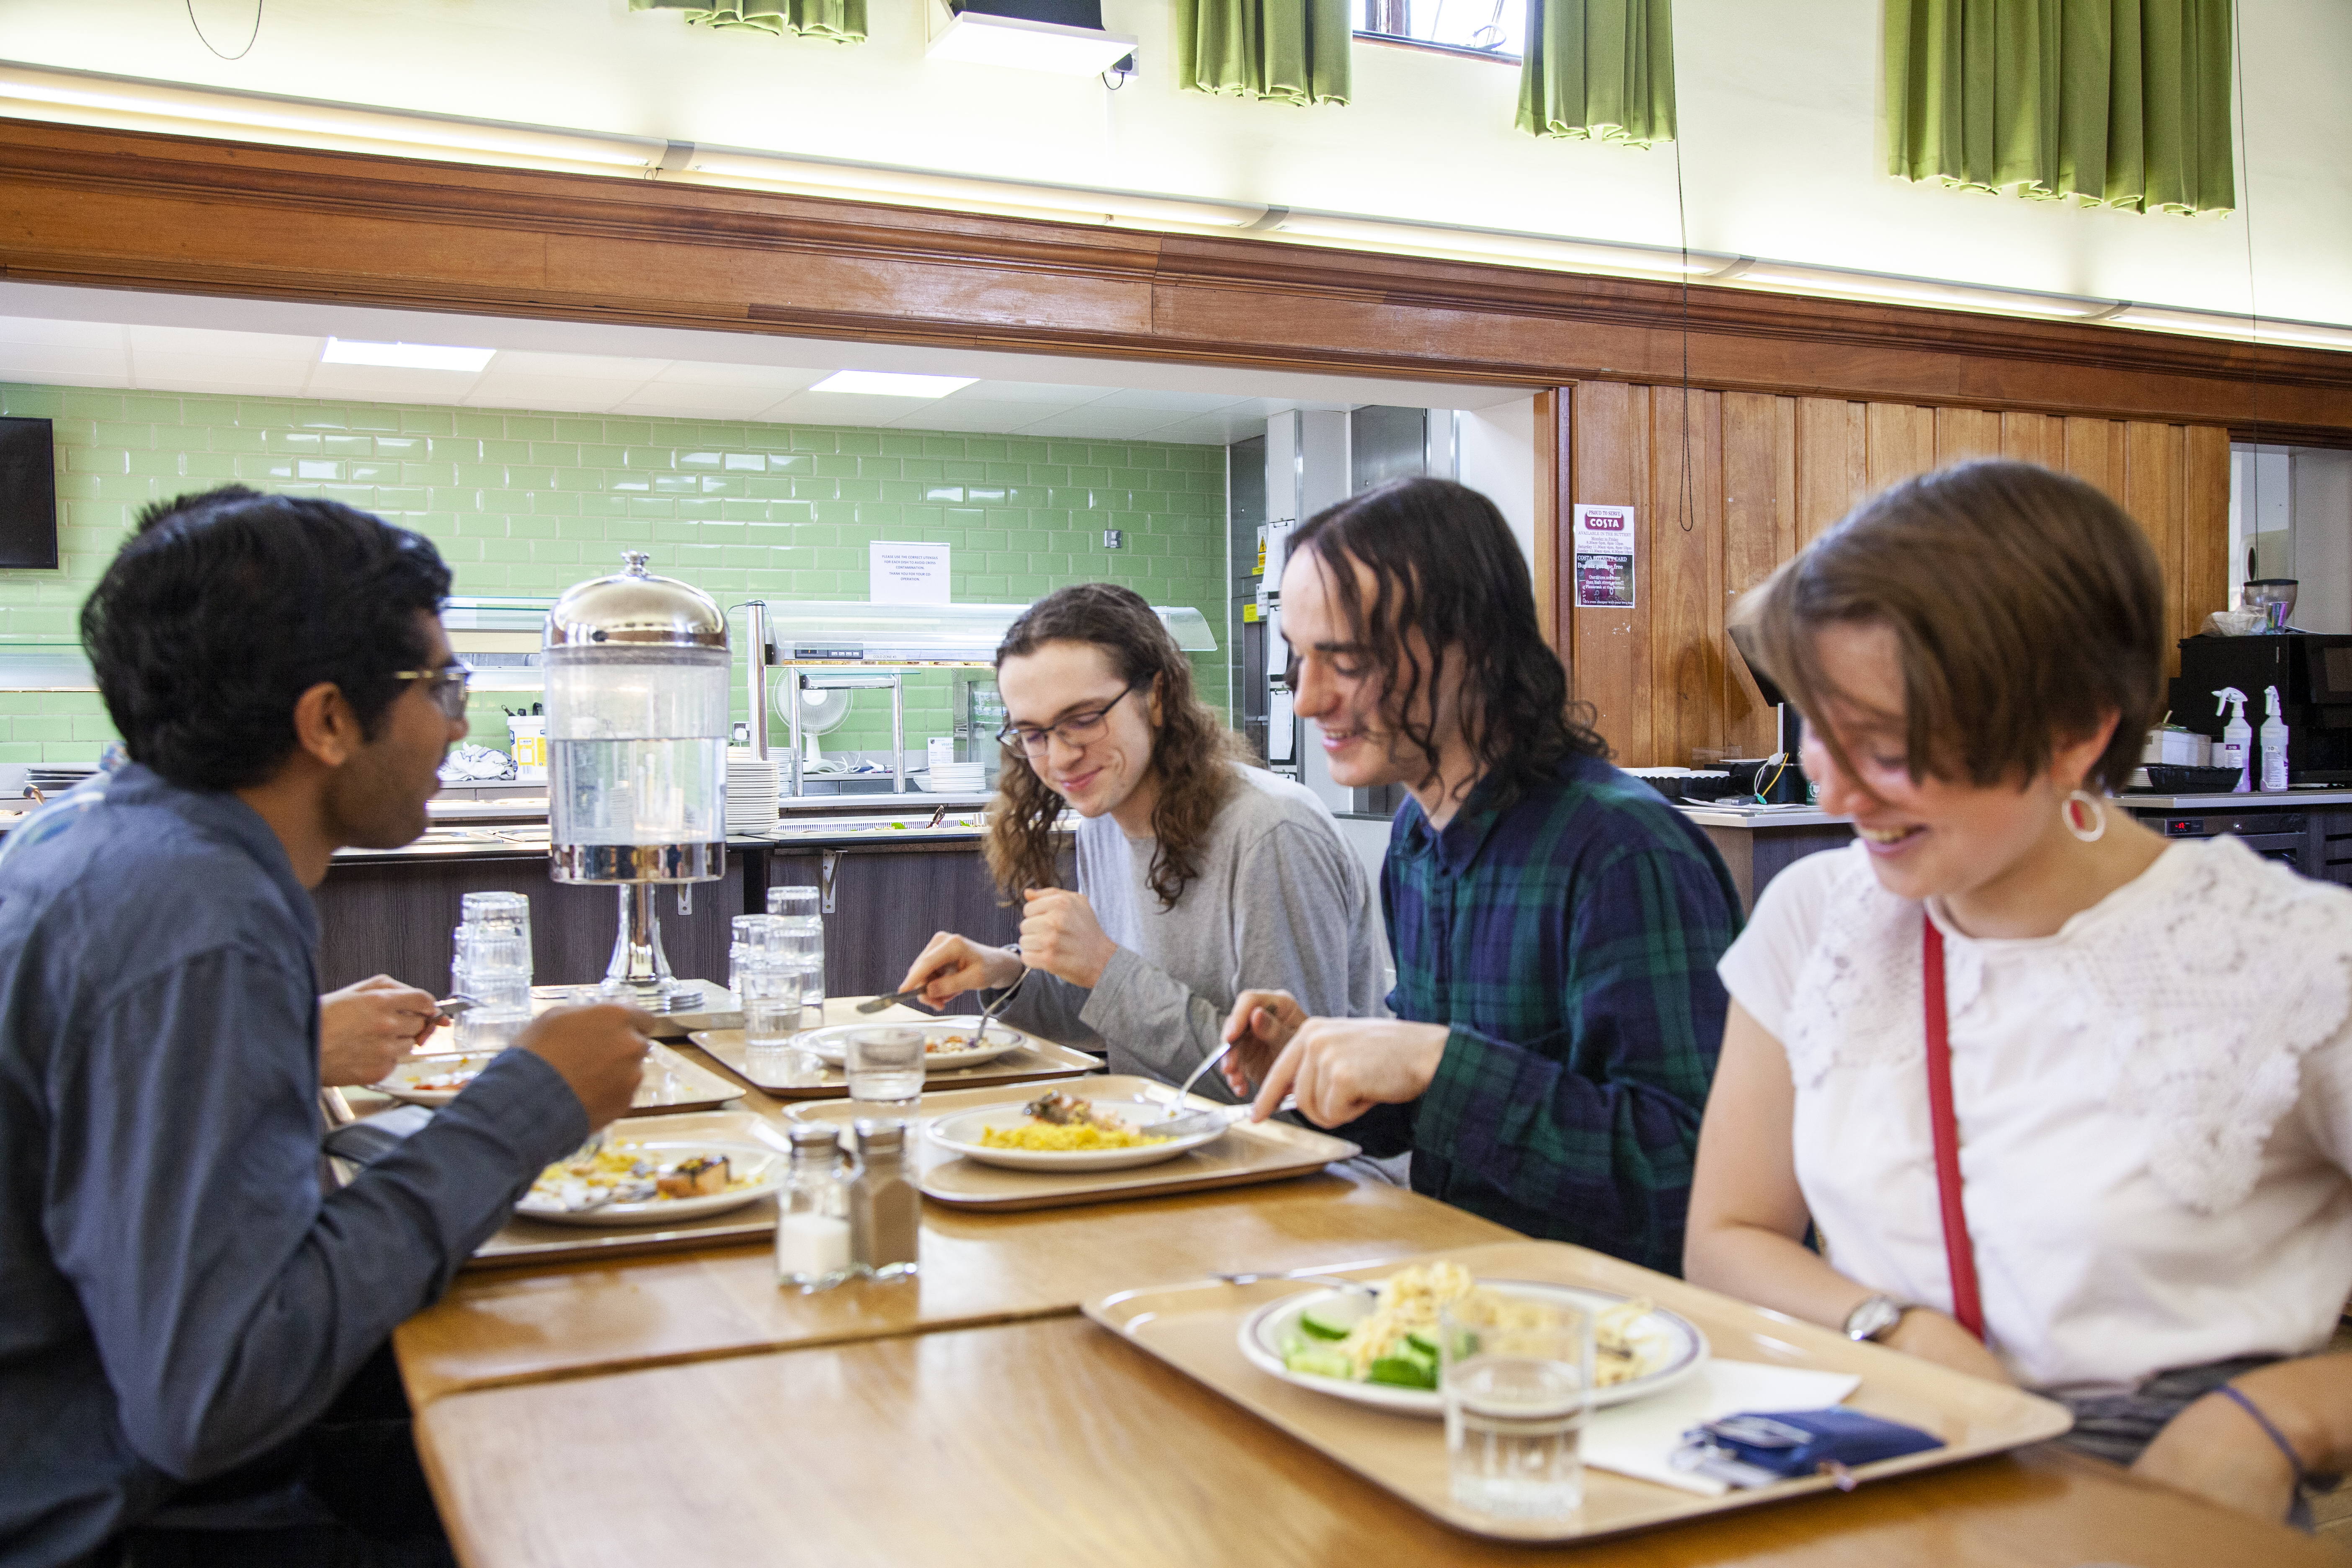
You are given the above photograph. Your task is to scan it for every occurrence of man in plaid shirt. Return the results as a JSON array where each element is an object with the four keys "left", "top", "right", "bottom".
[{"left": 1223, "top": 478, "right": 1741, "bottom": 1274}]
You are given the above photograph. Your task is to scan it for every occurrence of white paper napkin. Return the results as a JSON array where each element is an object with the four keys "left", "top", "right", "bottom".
[{"left": 1583, "top": 1359, "right": 1863, "bottom": 1496}]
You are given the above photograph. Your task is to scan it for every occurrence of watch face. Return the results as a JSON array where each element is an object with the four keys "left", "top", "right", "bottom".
[{"left": 1847, "top": 1297, "right": 1902, "bottom": 1341}]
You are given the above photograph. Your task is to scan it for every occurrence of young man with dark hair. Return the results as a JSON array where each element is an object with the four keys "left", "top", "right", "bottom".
[
  {"left": 0, "top": 487, "right": 652, "bottom": 1568},
  {"left": 1221, "top": 477, "right": 1742, "bottom": 1275}
]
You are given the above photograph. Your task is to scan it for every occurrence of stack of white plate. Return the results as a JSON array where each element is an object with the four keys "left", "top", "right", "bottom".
[
  {"left": 915, "top": 762, "right": 987, "bottom": 794},
  {"left": 724, "top": 751, "right": 781, "bottom": 833}
]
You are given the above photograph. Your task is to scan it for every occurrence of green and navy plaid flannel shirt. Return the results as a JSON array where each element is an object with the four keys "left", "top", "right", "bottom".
[{"left": 1357, "top": 751, "right": 1742, "bottom": 1275}]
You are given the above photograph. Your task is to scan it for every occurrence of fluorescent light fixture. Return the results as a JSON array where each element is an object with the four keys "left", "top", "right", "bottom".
[
  {"left": 321, "top": 337, "right": 496, "bottom": 371},
  {"left": 2106, "top": 305, "right": 2352, "bottom": 352},
  {"left": 809, "top": 370, "right": 978, "bottom": 397},
  {"left": 924, "top": 8, "right": 1139, "bottom": 74},
  {"left": 1730, "top": 263, "right": 2118, "bottom": 320},
  {"left": 1265, "top": 212, "right": 1720, "bottom": 279}
]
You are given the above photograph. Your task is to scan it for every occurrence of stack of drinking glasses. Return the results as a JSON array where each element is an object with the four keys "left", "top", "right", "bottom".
[
  {"left": 765, "top": 885, "right": 826, "bottom": 1016},
  {"left": 452, "top": 891, "right": 533, "bottom": 1053},
  {"left": 734, "top": 914, "right": 817, "bottom": 1077}
]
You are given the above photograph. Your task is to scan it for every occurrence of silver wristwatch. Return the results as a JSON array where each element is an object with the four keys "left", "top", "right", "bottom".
[{"left": 1843, "top": 1294, "right": 1911, "bottom": 1343}]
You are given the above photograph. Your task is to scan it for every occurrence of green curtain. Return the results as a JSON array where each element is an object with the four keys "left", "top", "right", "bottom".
[
  {"left": 629, "top": 0, "right": 867, "bottom": 44},
  {"left": 1176, "top": 0, "right": 1351, "bottom": 107},
  {"left": 1517, "top": 0, "right": 1677, "bottom": 146},
  {"left": 1885, "top": 0, "right": 2234, "bottom": 214}
]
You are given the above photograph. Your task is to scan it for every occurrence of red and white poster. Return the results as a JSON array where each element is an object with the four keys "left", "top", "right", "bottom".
[{"left": 1571, "top": 505, "right": 1636, "bottom": 608}]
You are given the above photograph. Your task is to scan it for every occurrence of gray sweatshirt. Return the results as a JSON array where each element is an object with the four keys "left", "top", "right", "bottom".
[{"left": 1000, "top": 764, "right": 1389, "bottom": 1097}]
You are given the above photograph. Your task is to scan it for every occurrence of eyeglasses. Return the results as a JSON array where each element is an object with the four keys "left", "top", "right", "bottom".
[
  {"left": 996, "top": 679, "right": 1149, "bottom": 758},
  {"left": 392, "top": 662, "right": 473, "bottom": 721}
]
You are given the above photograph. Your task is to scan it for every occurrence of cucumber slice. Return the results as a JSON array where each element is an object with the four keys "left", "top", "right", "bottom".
[
  {"left": 1404, "top": 1329, "right": 1439, "bottom": 1357},
  {"left": 1367, "top": 1350, "right": 1439, "bottom": 1390},
  {"left": 1297, "top": 1304, "right": 1358, "bottom": 1341},
  {"left": 1284, "top": 1343, "right": 1356, "bottom": 1380}
]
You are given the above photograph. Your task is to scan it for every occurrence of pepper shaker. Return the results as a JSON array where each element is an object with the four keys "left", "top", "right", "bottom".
[
  {"left": 847, "top": 1119, "right": 920, "bottom": 1282},
  {"left": 775, "top": 1123, "right": 855, "bottom": 1292}
]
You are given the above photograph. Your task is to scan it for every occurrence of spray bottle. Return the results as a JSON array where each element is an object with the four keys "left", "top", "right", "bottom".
[
  {"left": 2214, "top": 688, "right": 2252, "bottom": 793},
  {"left": 2259, "top": 685, "right": 2291, "bottom": 793}
]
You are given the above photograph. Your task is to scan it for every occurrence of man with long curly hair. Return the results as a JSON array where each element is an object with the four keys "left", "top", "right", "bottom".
[
  {"left": 895, "top": 583, "right": 1386, "bottom": 1095},
  {"left": 1219, "top": 478, "right": 1742, "bottom": 1273}
]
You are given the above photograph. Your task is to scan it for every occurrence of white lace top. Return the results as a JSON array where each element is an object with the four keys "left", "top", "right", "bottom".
[{"left": 1718, "top": 838, "right": 2352, "bottom": 1393}]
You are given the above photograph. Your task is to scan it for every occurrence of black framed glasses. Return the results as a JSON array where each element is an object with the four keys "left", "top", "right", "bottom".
[
  {"left": 392, "top": 662, "right": 473, "bottom": 721},
  {"left": 996, "top": 678, "right": 1149, "bottom": 758}
]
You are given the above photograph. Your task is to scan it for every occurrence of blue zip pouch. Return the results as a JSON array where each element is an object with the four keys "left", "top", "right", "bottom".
[{"left": 1673, "top": 1408, "right": 1944, "bottom": 1490}]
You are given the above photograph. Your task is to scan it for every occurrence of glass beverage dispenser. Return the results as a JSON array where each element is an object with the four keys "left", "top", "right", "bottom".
[{"left": 544, "top": 551, "right": 728, "bottom": 1003}]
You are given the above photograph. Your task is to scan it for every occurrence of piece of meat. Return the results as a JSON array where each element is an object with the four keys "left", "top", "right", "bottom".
[{"left": 656, "top": 1155, "right": 730, "bottom": 1199}]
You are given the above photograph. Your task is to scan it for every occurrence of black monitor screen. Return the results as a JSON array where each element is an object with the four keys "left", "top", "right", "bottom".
[{"left": 0, "top": 418, "right": 59, "bottom": 570}]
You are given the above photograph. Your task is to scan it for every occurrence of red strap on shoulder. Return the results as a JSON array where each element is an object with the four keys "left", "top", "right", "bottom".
[{"left": 1922, "top": 915, "right": 1986, "bottom": 1341}]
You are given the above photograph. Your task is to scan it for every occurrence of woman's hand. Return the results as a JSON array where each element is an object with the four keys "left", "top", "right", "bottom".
[
  {"left": 2133, "top": 1355, "right": 2352, "bottom": 1524},
  {"left": 1879, "top": 1308, "right": 2017, "bottom": 1387},
  {"left": 1218, "top": 989, "right": 1307, "bottom": 1097},
  {"left": 2132, "top": 1389, "right": 2301, "bottom": 1522},
  {"left": 318, "top": 975, "right": 442, "bottom": 1088},
  {"left": 1249, "top": 1019, "right": 1450, "bottom": 1127},
  {"left": 1019, "top": 888, "right": 1119, "bottom": 989},
  {"left": 897, "top": 933, "right": 1024, "bottom": 1009}
]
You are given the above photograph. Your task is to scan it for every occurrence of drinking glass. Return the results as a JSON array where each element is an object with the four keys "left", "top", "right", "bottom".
[
  {"left": 1439, "top": 1296, "right": 1592, "bottom": 1520},
  {"left": 845, "top": 1026, "right": 925, "bottom": 1116},
  {"left": 452, "top": 913, "right": 531, "bottom": 1053},
  {"left": 766, "top": 884, "right": 826, "bottom": 1011}
]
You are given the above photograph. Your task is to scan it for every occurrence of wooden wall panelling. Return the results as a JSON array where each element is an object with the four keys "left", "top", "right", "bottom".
[
  {"left": 2063, "top": 417, "right": 2126, "bottom": 499},
  {"left": 1795, "top": 399, "right": 1868, "bottom": 545},
  {"left": 1648, "top": 387, "right": 1726, "bottom": 769},
  {"left": 9, "top": 120, "right": 2352, "bottom": 439},
  {"left": 2123, "top": 422, "right": 2187, "bottom": 675},
  {"left": 1935, "top": 407, "right": 2004, "bottom": 464},
  {"left": 1865, "top": 402, "right": 1938, "bottom": 493},
  {"left": 2000, "top": 411, "right": 2065, "bottom": 468},
  {"left": 1568, "top": 381, "right": 1653, "bottom": 763},
  {"left": 2181, "top": 425, "right": 2232, "bottom": 638},
  {"left": 1720, "top": 393, "right": 1798, "bottom": 756},
  {"left": 1534, "top": 388, "right": 1564, "bottom": 658}
]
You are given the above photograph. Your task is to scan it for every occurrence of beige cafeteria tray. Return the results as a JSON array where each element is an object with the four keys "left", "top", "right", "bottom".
[
  {"left": 789, "top": 1074, "right": 1361, "bottom": 1210},
  {"left": 389, "top": 1042, "right": 743, "bottom": 1117},
  {"left": 467, "top": 1109, "right": 790, "bottom": 1271},
  {"left": 689, "top": 1023, "right": 1096, "bottom": 1100},
  {"left": 1084, "top": 1239, "right": 2072, "bottom": 1544}
]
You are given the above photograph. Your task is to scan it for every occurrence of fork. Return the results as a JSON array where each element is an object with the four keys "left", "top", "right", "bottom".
[{"left": 1213, "top": 1268, "right": 1378, "bottom": 1296}]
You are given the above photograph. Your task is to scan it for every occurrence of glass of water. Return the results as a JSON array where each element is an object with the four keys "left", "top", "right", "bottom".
[
  {"left": 1439, "top": 1295, "right": 1592, "bottom": 1521},
  {"left": 766, "top": 884, "right": 826, "bottom": 1014},
  {"left": 844, "top": 1026, "right": 925, "bottom": 1116}
]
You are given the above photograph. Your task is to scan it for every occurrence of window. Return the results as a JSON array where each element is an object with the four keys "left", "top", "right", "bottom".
[{"left": 1355, "top": 0, "right": 1524, "bottom": 61}]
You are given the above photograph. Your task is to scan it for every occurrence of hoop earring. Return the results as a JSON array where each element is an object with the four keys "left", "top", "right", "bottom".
[{"left": 2062, "top": 789, "right": 2107, "bottom": 843}]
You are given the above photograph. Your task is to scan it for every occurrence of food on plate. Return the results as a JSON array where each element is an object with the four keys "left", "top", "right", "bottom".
[
  {"left": 529, "top": 1142, "right": 753, "bottom": 1213},
  {"left": 976, "top": 1091, "right": 1171, "bottom": 1152},
  {"left": 407, "top": 1064, "right": 480, "bottom": 1093},
  {"left": 926, "top": 1033, "right": 976, "bottom": 1052},
  {"left": 1279, "top": 1262, "right": 1666, "bottom": 1391}
]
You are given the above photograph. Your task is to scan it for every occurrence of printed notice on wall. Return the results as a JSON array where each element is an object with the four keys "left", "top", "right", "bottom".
[
  {"left": 1571, "top": 505, "right": 1636, "bottom": 609},
  {"left": 869, "top": 541, "right": 951, "bottom": 605}
]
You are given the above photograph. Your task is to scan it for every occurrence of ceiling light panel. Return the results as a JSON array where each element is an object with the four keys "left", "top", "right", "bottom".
[
  {"left": 320, "top": 337, "right": 495, "bottom": 371},
  {"left": 809, "top": 370, "right": 977, "bottom": 397}
]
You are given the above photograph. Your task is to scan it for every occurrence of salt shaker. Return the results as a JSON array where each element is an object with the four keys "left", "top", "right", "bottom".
[
  {"left": 847, "top": 1119, "right": 920, "bottom": 1282},
  {"left": 775, "top": 1124, "right": 855, "bottom": 1293}
]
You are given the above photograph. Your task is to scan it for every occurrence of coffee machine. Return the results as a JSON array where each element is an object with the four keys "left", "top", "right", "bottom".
[{"left": 2173, "top": 634, "right": 2352, "bottom": 784}]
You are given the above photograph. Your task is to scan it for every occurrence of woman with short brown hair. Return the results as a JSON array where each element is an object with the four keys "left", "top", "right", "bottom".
[
  {"left": 897, "top": 583, "right": 1387, "bottom": 1091},
  {"left": 1684, "top": 460, "right": 2352, "bottom": 1527}
]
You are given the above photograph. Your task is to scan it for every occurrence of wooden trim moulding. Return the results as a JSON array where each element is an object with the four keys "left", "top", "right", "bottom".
[{"left": 4, "top": 117, "right": 2350, "bottom": 434}]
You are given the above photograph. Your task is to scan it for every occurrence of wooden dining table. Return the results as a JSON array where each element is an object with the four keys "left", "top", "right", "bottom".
[{"left": 395, "top": 1020, "right": 2342, "bottom": 1568}]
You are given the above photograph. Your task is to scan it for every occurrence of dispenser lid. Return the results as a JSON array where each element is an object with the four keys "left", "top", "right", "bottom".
[{"left": 545, "top": 551, "right": 727, "bottom": 650}]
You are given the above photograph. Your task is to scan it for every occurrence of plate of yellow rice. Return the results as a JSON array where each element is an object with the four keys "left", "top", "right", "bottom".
[{"left": 926, "top": 1095, "right": 1226, "bottom": 1171}]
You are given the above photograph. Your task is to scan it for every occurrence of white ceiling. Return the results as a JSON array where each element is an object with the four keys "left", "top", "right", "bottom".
[{"left": 0, "top": 284, "right": 1529, "bottom": 445}]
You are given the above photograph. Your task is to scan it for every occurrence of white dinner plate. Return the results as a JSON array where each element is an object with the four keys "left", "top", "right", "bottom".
[
  {"left": 1237, "top": 1280, "right": 1708, "bottom": 1418},
  {"left": 513, "top": 1140, "right": 784, "bottom": 1228},
  {"left": 926, "top": 1097, "right": 1226, "bottom": 1171},
  {"left": 372, "top": 1052, "right": 501, "bottom": 1107},
  {"left": 793, "top": 1017, "right": 1030, "bottom": 1071}
]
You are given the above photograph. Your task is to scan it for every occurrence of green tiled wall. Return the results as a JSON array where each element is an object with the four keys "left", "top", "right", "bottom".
[{"left": 0, "top": 384, "right": 1229, "bottom": 764}]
